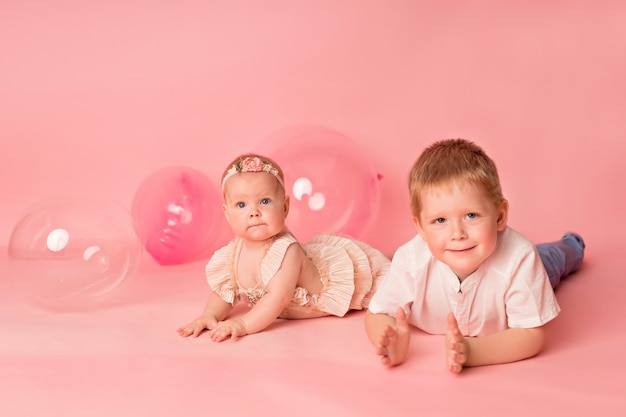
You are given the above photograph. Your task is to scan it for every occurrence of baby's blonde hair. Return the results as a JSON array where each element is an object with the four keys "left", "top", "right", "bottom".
[{"left": 408, "top": 139, "right": 505, "bottom": 217}]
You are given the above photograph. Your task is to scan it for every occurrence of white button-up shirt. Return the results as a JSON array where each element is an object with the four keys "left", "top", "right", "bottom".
[{"left": 368, "top": 227, "right": 560, "bottom": 336}]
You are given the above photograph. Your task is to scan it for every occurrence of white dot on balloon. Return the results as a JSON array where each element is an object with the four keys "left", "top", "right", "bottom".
[
  {"left": 166, "top": 203, "right": 192, "bottom": 225},
  {"left": 308, "top": 193, "right": 326, "bottom": 211},
  {"left": 83, "top": 246, "right": 110, "bottom": 272},
  {"left": 82, "top": 245, "right": 101, "bottom": 261},
  {"left": 46, "top": 228, "right": 70, "bottom": 252},
  {"left": 292, "top": 177, "right": 313, "bottom": 200}
]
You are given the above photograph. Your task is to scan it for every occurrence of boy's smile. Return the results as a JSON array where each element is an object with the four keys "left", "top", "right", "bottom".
[{"left": 413, "top": 180, "right": 508, "bottom": 280}]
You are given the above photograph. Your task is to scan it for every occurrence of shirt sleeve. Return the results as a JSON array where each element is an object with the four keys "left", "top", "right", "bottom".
[
  {"left": 367, "top": 243, "right": 416, "bottom": 317},
  {"left": 505, "top": 245, "right": 561, "bottom": 329}
]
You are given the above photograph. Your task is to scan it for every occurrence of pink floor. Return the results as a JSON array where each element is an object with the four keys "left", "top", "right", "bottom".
[
  {"left": 2, "top": 1, "right": 626, "bottom": 415},
  {"left": 1, "top": 242, "right": 624, "bottom": 416}
]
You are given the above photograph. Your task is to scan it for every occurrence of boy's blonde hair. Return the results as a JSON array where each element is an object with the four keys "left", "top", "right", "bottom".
[{"left": 408, "top": 139, "right": 505, "bottom": 217}]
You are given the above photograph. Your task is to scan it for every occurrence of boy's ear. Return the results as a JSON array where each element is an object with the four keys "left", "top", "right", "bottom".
[
  {"left": 496, "top": 199, "right": 509, "bottom": 231},
  {"left": 412, "top": 216, "right": 426, "bottom": 238}
]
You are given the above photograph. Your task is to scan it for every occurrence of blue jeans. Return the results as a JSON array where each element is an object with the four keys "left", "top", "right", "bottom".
[{"left": 537, "top": 233, "right": 585, "bottom": 289}]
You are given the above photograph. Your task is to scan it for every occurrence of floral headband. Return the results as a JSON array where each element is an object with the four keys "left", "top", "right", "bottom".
[{"left": 221, "top": 156, "right": 285, "bottom": 191}]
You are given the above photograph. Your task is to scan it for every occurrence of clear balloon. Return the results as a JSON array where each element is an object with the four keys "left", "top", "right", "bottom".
[
  {"left": 131, "top": 166, "right": 223, "bottom": 265},
  {"left": 257, "top": 126, "right": 382, "bottom": 242},
  {"left": 8, "top": 195, "right": 142, "bottom": 311}
]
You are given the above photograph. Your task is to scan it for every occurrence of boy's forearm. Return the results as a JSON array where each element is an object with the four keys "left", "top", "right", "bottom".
[
  {"left": 364, "top": 310, "right": 396, "bottom": 345},
  {"left": 464, "top": 326, "right": 546, "bottom": 367}
]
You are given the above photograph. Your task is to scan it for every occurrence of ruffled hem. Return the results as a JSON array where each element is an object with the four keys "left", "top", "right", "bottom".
[
  {"left": 306, "top": 235, "right": 372, "bottom": 311},
  {"left": 351, "top": 239, "right": 391, "bottom": 308},
  {"left": 292, "top": 235, "right": 391, "bottom": 316},
  {"left": 303, "top": 241, "right": 356, "bottom": 316},
  {"left": 259, "top": 233, "right": 298, "bottom": 286},
  {"left": 205, "top": 240, "right": 237, "bottom": 305}
]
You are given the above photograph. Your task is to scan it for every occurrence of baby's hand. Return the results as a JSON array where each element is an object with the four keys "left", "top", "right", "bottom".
[
  {"left": 445, "top": 312, "right": 467, "bottom": 373},
  {"left": 209, "top": 319, "right": 248, "bottom": 342},
  {"left": 177, "top": 317, "right": 217, "bottom": 338},
  {"left": 376, "top": 308, "right": 410, "bottom": 366}
]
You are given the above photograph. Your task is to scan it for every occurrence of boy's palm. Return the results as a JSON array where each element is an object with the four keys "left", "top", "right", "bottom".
[{"left": 377, "top": 308, "right": 411, "bottom": 366}]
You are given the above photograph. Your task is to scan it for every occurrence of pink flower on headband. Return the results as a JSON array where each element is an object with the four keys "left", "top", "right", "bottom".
[
  {"left": 241, "top": 157, "right": 265, "bottom": 172},
  {"left": 221, "top": 156, "right": 285, "bottom": 191}
]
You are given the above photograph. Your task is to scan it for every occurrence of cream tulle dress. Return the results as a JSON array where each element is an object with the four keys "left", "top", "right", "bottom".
[{"left": 205, "top": 232, "right": 390, "bottom": 318}]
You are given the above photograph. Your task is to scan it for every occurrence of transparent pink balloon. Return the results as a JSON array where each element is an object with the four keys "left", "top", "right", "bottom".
[
  {"left": 8, "top": 195, "right": 142, "bottom": 311},
  {"left": 131, "top": 166, "right": 223, "bottom": 265},
  {"left": 257, "top": 126, "right": 382, "bottom": 242}
]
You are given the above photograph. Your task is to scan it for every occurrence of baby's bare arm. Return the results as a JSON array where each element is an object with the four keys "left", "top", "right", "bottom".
[
  {"left": 365, "top": 308, "right": 411, "bottom": 366},
  {"left": 231, "top": 245, "right": 304, "bottom": 336}
]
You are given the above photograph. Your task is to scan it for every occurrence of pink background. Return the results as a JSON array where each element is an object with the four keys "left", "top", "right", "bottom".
[{"left": 1, "top": 1, "right": 625, "bottom": 416}]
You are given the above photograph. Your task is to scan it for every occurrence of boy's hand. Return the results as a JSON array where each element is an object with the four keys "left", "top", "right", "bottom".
[
  {"left": 445, "top": 312, "right": 468, "bottom": 373},
  {"left": 376, "top": 308, "right": 411, "bottom": 366}
]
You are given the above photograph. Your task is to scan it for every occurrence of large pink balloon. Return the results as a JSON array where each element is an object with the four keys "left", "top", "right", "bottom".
[
  {"left": 131, "top": 166, "right": 223, "bottom": 265},
  {"left": 257, "top": 126, "right": 382, "bottom": 242}
]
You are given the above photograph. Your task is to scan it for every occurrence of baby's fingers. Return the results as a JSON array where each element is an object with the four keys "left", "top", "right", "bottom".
[
  {"left": 209, "top": 326, "right": 230, "bottom": 342},
  {"left": 191, "top": 325, "right": 206, "bottom": 337},
  {"left": 176, "top": 325, "right": 195, "bottom": 337}
]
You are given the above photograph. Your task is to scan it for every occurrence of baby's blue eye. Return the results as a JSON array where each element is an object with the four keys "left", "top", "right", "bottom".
[
  {"left": 435, "top": 218, "right": 446, "bottom": 224},
  {"left": 261, "top": 198, "right": 270, "bottom": 205},
  {"left": 237, "top": 202, "right": 246, "bottom": 209},
  {"left": 467, "top": 213, "right": 477, "bottom": 219}
]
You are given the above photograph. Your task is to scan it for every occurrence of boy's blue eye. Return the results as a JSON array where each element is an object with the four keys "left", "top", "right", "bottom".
[
  {"left": 261, "top": 198, "right": 270, "bottom": 205},
  {"left": 237, "top": 202, "right": 246, "bottom": 209}
]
